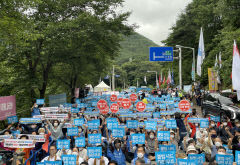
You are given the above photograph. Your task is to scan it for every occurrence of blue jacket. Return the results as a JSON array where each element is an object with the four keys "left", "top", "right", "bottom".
[{"left": 107, "top": 147, "right": 126, "bottom": 165}]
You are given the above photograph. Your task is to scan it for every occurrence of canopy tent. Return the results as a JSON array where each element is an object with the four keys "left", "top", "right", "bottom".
[
  {"left": 94, "top": 81, "right": 111, "bottom": 92},
  {"left": 85, "top": 84, "right": 94, "bottom": 92}
]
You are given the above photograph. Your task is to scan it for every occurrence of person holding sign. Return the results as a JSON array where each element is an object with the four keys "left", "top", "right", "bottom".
[
  {"left": 107, "top": 139, "right": 126, "bottom": 165},
  {"left": 31, "top": 103, "right": 41, "bottom": 117},
  {"left": 41, "top": 145, "right": 61, "bottom": 162},
  {"left": 46, "top": 119, "right": 66, "bottom": 142},
  {"left": 131, "top": 146, "right": 151, "bottom": 165}
]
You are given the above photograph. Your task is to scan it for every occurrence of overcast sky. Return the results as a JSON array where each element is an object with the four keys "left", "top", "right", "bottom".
[{"left": 121, "top": 0, "right": 192, "bottom": 45}]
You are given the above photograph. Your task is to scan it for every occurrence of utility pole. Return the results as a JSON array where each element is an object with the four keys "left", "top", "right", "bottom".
[{"left": 178, "top": 47, "right": 182, "bottom": 90}]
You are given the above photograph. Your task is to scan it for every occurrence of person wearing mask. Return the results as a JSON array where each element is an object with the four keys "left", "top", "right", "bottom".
[
  {"left": 175, "top": 112, "right": 187, "bottom": 149},
  {"left": 217, "top": 120, "right": 234, "bottom": 144},
  {"left": 107, "top": 139, "right": 126, "bottom": 165},
  {"left": 31, "top": 103, "right": 41, "bottom": 117},
  {"left": 231, "top": 119, "right": 240, "bottom": 135},
  {"left": 131, "top": 146, "right": 151, "bottom": 165},
  {"left": 210, "top": 137, "right": 223, "bottom": 160},
  {"left": 41, "top": 145, "right": 61, "bottom": 162},
  {"left": 186, "top": 145, "right": 198, "bottom": 155},
  {"left": 71, "top": 147, "right": 84, "bottom": 165},
  {"left": 126, "top": 129, "right": 136, "bottom": 162},
  {"left": 145, "top": 131, "right": 157, "bottom": 161},
  {"left": 46, "top": 119, "right": 66, "bottom": 142},
  {"left": 88, "top": 146, "right": 109, "bottom": 165}
]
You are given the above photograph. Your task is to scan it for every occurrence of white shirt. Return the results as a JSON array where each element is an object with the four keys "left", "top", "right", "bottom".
[
  {"left": 88, "top": 157, "right": 109, "bottom": 165},
  {"left": 41, "top": 155, "right": 61, "bottom": 162}
]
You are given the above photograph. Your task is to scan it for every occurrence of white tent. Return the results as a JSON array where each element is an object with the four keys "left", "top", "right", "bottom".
[
  {"left": 85, "top": 84, "right": 94, "bottom": 92},
  {"left": 94, "top": 81, "right": 111, "bottom": 92}
]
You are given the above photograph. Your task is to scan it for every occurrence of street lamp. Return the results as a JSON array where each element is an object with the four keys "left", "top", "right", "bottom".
[
  {"left": 175, "top": 45, "right": 195, "bottom": 91},
  {"left": 147, "top": 70, "right": 158, "bottom": 88}
]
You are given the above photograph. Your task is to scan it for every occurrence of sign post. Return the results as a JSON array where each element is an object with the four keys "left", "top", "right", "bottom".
[{"left": 149, "top": 47, "right": 173, "bottom": 62}]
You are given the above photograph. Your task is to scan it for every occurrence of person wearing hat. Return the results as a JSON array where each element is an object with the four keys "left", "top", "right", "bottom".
[
  {"left": 169, "top": 129, "right": 179, "bottom": 153},
  {"left": 186, "top": 145, "right": 198, "bottom": 155}
]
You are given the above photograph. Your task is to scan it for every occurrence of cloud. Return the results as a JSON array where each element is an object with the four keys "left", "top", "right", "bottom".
[{"left": 121, "top": 0, "right": 192, "bottom": 45}]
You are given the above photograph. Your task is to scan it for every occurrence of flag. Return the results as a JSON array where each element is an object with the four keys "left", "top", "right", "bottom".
[
  {"left": 167, "top": 69, "right": 171, "bottom": 84},
  {"left": 215, "top": 55, "right": 218, "bottom": 68},
  {"left": 144, "top": 76, "right": 147, "bottom": 84},
  {"left": 191, "top": 62, "right": 195, "bottom": 81},
  {"left": 158, "top": 73, "right": 161, "bottom": 87},
  {"left": 197, "top": 27, "right": 205, "bottom": 76},
  {"left": 232, "top": 40, "right": 240, "bottom": 100},
  {"left": 162, "top": 76, "right": 166, "bottom": 85},
  {"left": 219, "top": 52, "right": 222, "bottom": 69},
  {"left": 171, "top": 70, "right": 175, "bottom": 85}
]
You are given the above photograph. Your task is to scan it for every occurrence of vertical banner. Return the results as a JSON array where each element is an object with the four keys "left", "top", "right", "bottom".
[
  {"left": 208, "top": 68, "right": 218, "bottom": 92},
  {"left": 0, "top": 95, "right": 16, "bottom": 121},
  {"left": 75, "top": 88, "right": 79, "bottom": 98}
]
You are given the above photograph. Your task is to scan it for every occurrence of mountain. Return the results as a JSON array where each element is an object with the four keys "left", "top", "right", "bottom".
[{"left": 116, "top": 32, "right": 159, "bottom": 64}]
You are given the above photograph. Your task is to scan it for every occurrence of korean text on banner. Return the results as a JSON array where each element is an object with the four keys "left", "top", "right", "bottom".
[
  {"left": 0, "top": 95, "right": 16, "bottom": 121},
  {"left": 4, "top": 139, "right": 35, "bottom": 148}
]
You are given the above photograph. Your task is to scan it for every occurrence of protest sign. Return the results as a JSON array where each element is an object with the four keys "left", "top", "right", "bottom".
[
  {"left": 187, "top": 118, "right": 201, "bottom": 123},
  {"left": 62, "top": 155, "right": 76, "bottom": 165},
  {"left": 36, "top": 99, "right": 45, "bottom": 105},
  {"left": 155, "top": 151, "right": 176, "bottom": 165},
  {"left": 87, "top": 119, "right": 100, "bottom": 130},
  {"left": 179, "top": 100, "right": 191, "bottom": 112},
  {"left": 235, "top": 151, "right": 240, "bottom": 164},
  {"left": 57, "top": 139, "right": 70, "bottom": 149},
  {"left": 188, "top": 154, "right": 205, "bottom": 165},
  {"left": 73, "top": 118, "right": 84, "bottom": 126},
  {"left": 127, "top": 120, "right": 138, "bottom": 129},
  {"left": 4, "top": 139, "right": 35, "bottom": 148},
  {"left": 210, "top": 116, "right": 220, "bottom": 122},
  {"left": 158, "top": 144, "right": 176, "bottom": 152},
  {"left": 157, "top": 131, "right": 170, "bottom": 141},
  {"left": 165, "top": 120, "right": 177, "bottom": 129},
  {"left": 40, "top": 107, "right": 59, "bottom": 113},
  {"left": 0, "top": 95, "right": 16, "bottom": 121},
  {"left": 87, "top": 147, "right": 102, "bottom": 158},
  {"left": 153, "top": 112, "right": 161, "bottom": 118},
  {"left": 122, "top": 98, "right": 131, "bottom": 109},
  {"left": 88, "top": 134, "right": 102, "bottom": 144},
  {"left": 97, "top": 99, "right": 108, "bottom": 110},
  {"left": 200, "top": 119, "right": 209, "bottom": 128},
  {"left": 177, "top": 159, "right": 198, "bottom": 165},
  {"left": 7, "top": 115, "right": 18, "bottom": 124},
  {"left": 130, "top": 93, "right": 137, "bottom": 102},
  {"left": 17, "top": 134, "right": 45, "bottom": 142},
  {"left": 136, "top": 101, "right": 146, "bottom": 112},
  {"left": 71, "top": 107, "right": 79, "bottom": 113},
  {"left": 131, "top": 134, "right": 145, "bottom": 144},
  {"left": 216, "top": 154, "right": 233, "bottom": 165},
  {"left": 44, "top": 114, "right": 68, "bottom": 120},
  {"left": 75, "top": 137, "right": 85, "bottom": 147},
  {"left": 110, "top": 103, "right": 119, "bottom": 113},
  {"left": 49, "top": 93, "right": 67, "bottom": 107},
  {"left": 67, "top": 127, "right": 78, "bottom": 136},
  {"left": 112, "top": 128, "right": 125, "bottom": 138},
  {"left": 36, "top": 162, "right": 44, "bottom": 165},
  {"left": 44, "top": 161, "right": 62, "bottom": 165},
  {"left": 0, "top": 135, "right": 12, "bottom": 142},
  {"left": 145, "top": 121, "right": 157, "bottom": 130},
  {"left": 19, "top": 118, "right": 42, "bottom": 124},
  {"left": 117, "top": 98, "right": 123, "bottom": 107},
  {"left": 223, "top": 145, "right": 233, "bottom": 154},
  {"left": 110, "top": 94, "right": 118, "bottom": 102}
]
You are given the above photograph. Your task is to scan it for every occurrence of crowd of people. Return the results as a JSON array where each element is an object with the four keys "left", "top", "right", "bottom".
[{"left": 0, "top": 88, "right": 239, "bottom": 165}]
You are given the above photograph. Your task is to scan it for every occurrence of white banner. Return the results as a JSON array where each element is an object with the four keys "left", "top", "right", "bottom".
[
  {"left": 0, "top": 135, "right": 12, "bottom": 142},
  {"left": 17, "top": 134, "right": 45, "bottom": 142},
  {"left": 44, "top": 113, "right": 68, "bottom": 120},
  {"left": 40, "top": 107, "right": 59, "bottom": 113},
  {"left": 4, "top": 139, "right": 35, "bottom": 148},
  {"left": 33, "top": 115, "right": 45, "bottom": 120}
]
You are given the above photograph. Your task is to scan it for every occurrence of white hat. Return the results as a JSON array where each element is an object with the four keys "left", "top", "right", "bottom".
[{"left": 187, "top": 145, "right": 197, "bottom": 154}]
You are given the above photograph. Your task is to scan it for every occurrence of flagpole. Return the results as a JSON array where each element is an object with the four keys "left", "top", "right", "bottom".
[{"left": 112, "top": 65, "right": 115, "bottom": 91}]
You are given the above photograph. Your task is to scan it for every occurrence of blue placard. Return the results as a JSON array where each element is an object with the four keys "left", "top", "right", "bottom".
[
  {"left": 67, "top": 127, "right": 78, "bottom": 136},
  {"left": 73, "top": 118, "right": 84, "bottom": 126},
  {"left": 57, "top": 139, "right": 70, "bottom": 149},
  {"left": 76, "top": 99, "right": 80, "bottom": 104},
  {"left": 36, "top": 99, "right": 45, "bottom": 105},
  {"left": 165, "top": 120, "right": 177, "bottom": 129},
  {"left": 87, "top": 119, "right": 100, "bottom": 130},
  {"left": 36, "top": 163, "right": 44, "bottom": 165},
  {"left": 87, "top": 147, "right": 102, "bottom": 158},
  {"left": 235, "top": 150, "right": 240, "bottom": 164},
  {"left": 145, "top": 121, "right": 157, "bottom": 130},
  {"left": 177, "top": 159, "right": 198, "bottom": 165},
  {"left": 7, "top": 116, "right": 18, "bottom": 124},
  {"left": 19, "top": 118, "right": 42, "bottom": 124},
  {"left": 216, "top": 154, "right": 233, "bottom": 165},
  {"left": 88, "top": 134, "right": 102, "bottom": 144},
  {"left": 44, "top": 161, "right": 62, "bottom": 165},
  {"left": 71, "top": 107, "right": 79, "bottom": 113},
  {"left": 131, "top": 134, "right": 145, "bottom": 145},
  {"left": 223, "top": 145, "right": 233, "bottom": 154},
  {"left": 187, "top": 118, "right": 201, "bottom": 123},
  {"left": 149, "top": 47, "right": 173, "bottom": 62},
  {"left": 78, "top": 103, "right": 87, "bottom": 108},
  {"left": 112, "top": 128, "right": 125, "bottom": 138},
  {"left": 62, "top": 155, "right": 76, "bottom": 165},
  {"left": 157, "top": 131, "right": 170, "bottom": 141},
  {"left": 155, "top": 151, "right": 176, "bottom": 164},
  {"left": 188, "top": 154, "right": 205, "bottom": 165},
  {"left": 75, "top": 137, "right": 85, "bottom": 147},
  {"left": 158, "top": 144, "right": 176, "bottom": 152},
  {"left": 153, "top": 112, "right": 161, "bottom": 118},
  {"left": 210, "top": 116, "right": 220, "bottom": 122},
  {"left": 107, "top": 121, "right": 118, "bottom": 130},
  {"left": 200, "top": 119, "right": 209, "bottom": 128},
  {"left": 159, "top": 104, "right": 167, "bottom": 109},
  {"left": 127, "top": 120, "right": 138, "bottom": 129},
  {"left": 107, "top": 118, "right": 117, "bottom": 123}
]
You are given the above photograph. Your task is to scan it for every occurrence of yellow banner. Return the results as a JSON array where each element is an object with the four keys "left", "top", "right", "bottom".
[{"left": 208, "top": 68, "right": 218, "bottom": 91}]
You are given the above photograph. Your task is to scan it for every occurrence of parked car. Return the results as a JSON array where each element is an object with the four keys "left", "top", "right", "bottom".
[{"left": 202, "top": 93, "right": 240, "bottom": 120}]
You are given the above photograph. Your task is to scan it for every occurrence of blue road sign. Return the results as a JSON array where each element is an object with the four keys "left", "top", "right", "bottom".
[{"left": 149, "top": 47, "right": 173, "bottom": 62}]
